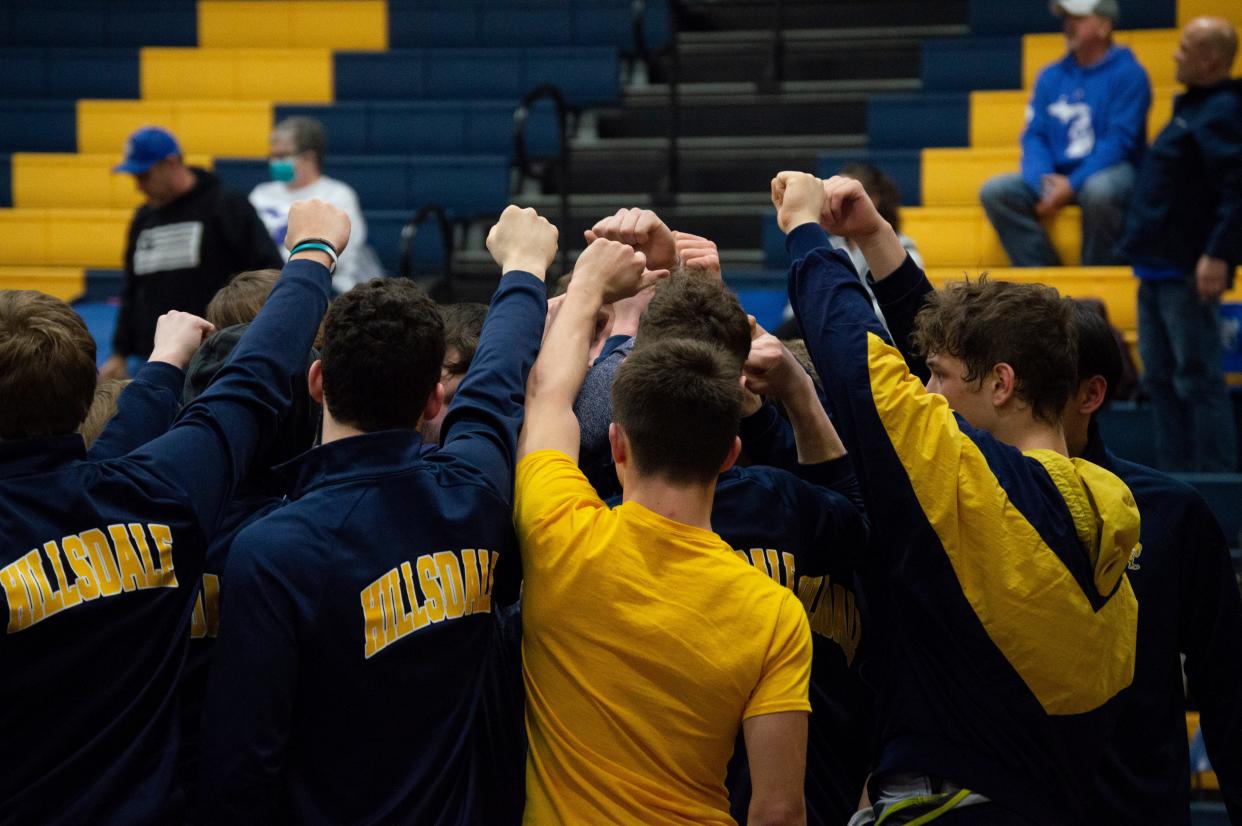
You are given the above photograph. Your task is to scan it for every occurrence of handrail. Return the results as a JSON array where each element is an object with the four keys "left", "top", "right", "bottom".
[
  {"left": 514, "top": 83, "right": 571, "bottom": 276},
  {"left": 630, "top": 0, "right": 650, "bottom": 73},
  {"left": 657, "top": 0, "right": 680, "bottom": 202},
  {"left": 398, "top": 203, "right": 455, "bottom": 300},
  {"left": 761, "top": 0, "right": 786, "bottom": 93}
]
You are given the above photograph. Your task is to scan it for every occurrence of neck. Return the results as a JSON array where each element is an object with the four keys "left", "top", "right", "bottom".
[
  {"left": 1074, "top": 40, "right": 1110, "bottom": 67},
  {"left": 290, "top": 169, "right": 320, "bottom": 190},
  {"left": 169, "top": 167, "right": 197, "bottom": 200},
  {"left": 621, "top": 473, "right": 717, "bottom": 532},
  {"left": 1064, "top": 419, "right": 1090, "bottom": 459},
  {"left": 320, "top": 410, "right": 366, "bottom": 445},
  {"left": 990, "top": 415, "right": 1069, "bottom": 457}
]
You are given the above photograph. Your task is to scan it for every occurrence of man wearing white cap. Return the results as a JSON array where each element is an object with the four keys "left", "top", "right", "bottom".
[{"left": 980, "top": 0, "right": 1151, "bottom": 267}]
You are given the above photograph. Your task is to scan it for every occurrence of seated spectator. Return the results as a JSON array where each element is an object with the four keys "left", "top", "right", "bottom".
[
  {"left": 102, "top": 126, "right": 283, "bottom": 378},
  {"left": 980, "top": 0, "right": 1151, "bottom": 266},
  {"left": 250, "top": 116, "right": 373, "bottom": 294},
  {"left": 1119, "top": 16, "right": 1241, "bottom": 471}
]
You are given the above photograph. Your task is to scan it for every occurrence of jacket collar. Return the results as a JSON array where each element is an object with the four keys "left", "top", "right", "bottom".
[
  {"left": 276, "top": 428, "right": 428, "bottom": 499},
  {"left": 0, "top": 434, "right": 86, "bottom": 480},
  {"left": 1080, "top": 418, "right": 1115, "bottom": 469}
]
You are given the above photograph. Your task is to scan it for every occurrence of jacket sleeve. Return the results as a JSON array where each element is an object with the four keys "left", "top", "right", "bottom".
[
  {"left": 1067, "top": 63, "right": 1151, "bottom": 191},
  {"left": 739, "top": 401, "right": 800, "bottom": 471},
  {"left": 121, "top": 258, "right": 331, "bottom": 534},
  {"left": 197, "top": 522, "right": 303, "bottom": 823},
  {"left": 1179, "top": 495, "right": 1242, "bottom": 820},
  {"left": 111, "top": 216, "right": 142, "bottom": 357},
  {"left": 1021, "top": 72, "right": 1058, "bottom": 192},
  {"left": 438, "top": 271, "right": 547, "bottom": 504},
  {"left": 792, "top": 456, "right": 869, "bottom": 574},
  {"left": 868, "top": 254, "right": 936, "bottom": 383},
  {"left": 1202, "top": 104, "right": 1242, "bottom": 266},
  {"left": 87, "top": 361, "right": 183, "bottom": 460}
]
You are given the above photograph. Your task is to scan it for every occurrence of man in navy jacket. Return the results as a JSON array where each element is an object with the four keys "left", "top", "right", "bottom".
[
  {"left": 0, "top": 200, "right": 344, "bottom": 823},
  {"left": 198, "top": 206, "right": 554, "bottom": 824}
]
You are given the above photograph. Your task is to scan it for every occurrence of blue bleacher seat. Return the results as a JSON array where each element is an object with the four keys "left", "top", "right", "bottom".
[
  {"left": 0, "top": 154, "right": 11, "bottom": 208},
  {"left": 968, "top": 0, "right": 1175, "bottom": 36},
  {"left": 366, "top": 210, "right": 450, "bottom": 273},
  {"left": 868, "top": 93, "right": 970, "bottom": 150},
  {"left": 0, "top": 48, "right": 139, "bottom": 100},
  {"left": 816, "top": 149, "right": 922, "bottom": 207},
  {"left": 333, "top": 48, "right": 619, "bottom": 107},
  {"left": 0, "top": 101, "right": 77, "bottom": 152},
  {"left": 921, "top": 38, "right": 1022, "bottom": 92},
  {"left": 0, "top": 0, "right": 196, "bottom": 48}
]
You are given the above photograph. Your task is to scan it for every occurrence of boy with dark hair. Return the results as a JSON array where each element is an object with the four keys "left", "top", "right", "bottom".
[
  {"left": 422, "top": 302, "right": 489, "bottom": 445},
  {"left": 633, "top": 273, "right": 752, "bottom": 366},
  {"left": 205, "top": 268, "right": 280, "bottom": 329},
  {"left": 0, "top": 200, "right": 345, "bottom": 822},
  {"left": 198, "top": 205, "right": 553, "bottom": 824},
  {"left": 776, "top": 171, "right": 1140, "bottom": 824},
  {"left": 515, "top": 236, "right": 812, "bottom": 825}
]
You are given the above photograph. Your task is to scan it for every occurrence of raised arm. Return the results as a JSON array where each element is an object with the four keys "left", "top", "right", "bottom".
[{"left": 743, "top": 326, "right": 845, "bottom": 465}]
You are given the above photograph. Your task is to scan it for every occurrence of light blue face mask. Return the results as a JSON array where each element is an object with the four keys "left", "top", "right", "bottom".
[{"left": 269, "top": 157, "right": 296, "bottom": 183}]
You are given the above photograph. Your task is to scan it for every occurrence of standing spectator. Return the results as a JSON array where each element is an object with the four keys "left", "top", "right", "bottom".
[
  {"left": 102, "top": 127, "right": 283, "bottom": 378},
  {"left": 250, "top": 117, "right": 372, "bottom": 294},
  {"left": 1120, "top": 17, "right": 1241, "bottom": 471},
  {"left": 980, "top": 0, "right": 1151, "bottom": 266}
]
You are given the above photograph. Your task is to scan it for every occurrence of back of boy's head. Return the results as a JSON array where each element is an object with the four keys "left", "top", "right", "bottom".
[
  {"left": 611, "top": 338, "right": 741, "bottom": 485},
  {"left": 636, "top": 274, "right": 750, "bottom": 367},
  {"left": 439, "top": 302, "right": 488, "bottom": 377},
  {"left": 1072, "top": 300, "right": 1123, "bottom": 394},
  {"left": 0, "top": 291, "right": 97, "bottom": 439},
  {"left": 206, "top": 269, "right": 280, "bottom": 329},
  {"left": 321, "top": 278, "right": 445, "bottom": 432},
  {"left": 79, "top": 378, "right": 131, "bottom": 448},
  {"left": 911, "top": 278, "right": 1077, "bottom": 425}
]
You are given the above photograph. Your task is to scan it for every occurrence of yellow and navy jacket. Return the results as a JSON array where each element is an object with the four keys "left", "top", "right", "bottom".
[
  {"left": 197, "top": 271, "right": 546, "bottom": 825},
  {"left": 0, "top": 259, "right": 331, "bottom": 824},
  {"left": 787, "top": 223, "right": 1140, "bottom": 823}
]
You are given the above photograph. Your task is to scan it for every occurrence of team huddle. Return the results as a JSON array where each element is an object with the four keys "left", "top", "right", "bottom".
[{"left": 1, "top": 170, "right": 1239, "bottom": 825}]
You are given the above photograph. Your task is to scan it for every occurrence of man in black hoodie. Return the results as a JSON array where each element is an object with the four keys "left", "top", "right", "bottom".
[
  {"left": 102, "top": 127, "right": 283, "bottom": 378},
  {"left": 1120, "top": 17, "right": 1242, "bottom": 471}
]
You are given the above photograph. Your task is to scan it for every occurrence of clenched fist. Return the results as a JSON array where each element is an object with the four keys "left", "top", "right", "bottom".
[
  {"left": 571, "top": 238, "right": 667, "bottom": 305},
  {"left": 820, "top": 176, "right": 887, "bottom": 240},
  {"left": 585, "top": 208, "right": 677, "bottom": 271},
  {"left": 486, "top": 205, "right": 558, "bottom": 280},
  {"left": 148, "top": 311, "right": 217, "bottom": 370},
  {"left": 286, "top": 199, "right": 351, "bottom": 255},
  {"left": 742, "top": 326, "right": 807, "bottom": 402},
  {"left": 674, "top": 231, "right": 722, "bottom": 281},
  {"left": 771, "top": 171, "right": 826, "bottom": 233}
]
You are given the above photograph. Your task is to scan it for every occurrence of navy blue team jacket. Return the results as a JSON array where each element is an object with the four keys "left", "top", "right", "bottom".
[
  {"left": 197, "top": 271, "right": 546, "bottom": 824},
  {"left": 0, "top": 259, "right": 330, "bottom": 824}
]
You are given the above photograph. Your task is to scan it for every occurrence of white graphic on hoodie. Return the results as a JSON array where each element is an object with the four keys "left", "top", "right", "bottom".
[{"left": 1048, "top": 96, "right": 1095, "bottom": 160}]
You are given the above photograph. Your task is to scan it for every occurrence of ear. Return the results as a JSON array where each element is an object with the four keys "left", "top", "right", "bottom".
[
  {"left": 609, "top": 422, "right": 628, "bottom": 489},
  {"left": 1077, "top": 374, "right": 1109, "bottom": 416},
  {"left": 991, "top": 362, "right": 1017, "bottom": 408},
  {"left": 718, "top": 436, "right": 743, "bottom": 474},
  {"left": 307, "top": 359, "right": 325, "bottom": 405},
  {"left": 420, "top": 382, "right": 445, "bottom": 426}
]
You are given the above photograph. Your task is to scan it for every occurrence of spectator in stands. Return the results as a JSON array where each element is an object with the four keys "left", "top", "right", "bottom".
[
  {"left": 980, "top": 0, "right": 1151, "bottom": 267},
  {"left": 1119, "top": 17, "right": 1241, "bottom": 472},
  {"left": 250, "top": 117, "right": 372, "bottom": 294},
  {"left": 102, "top": 127, "right": 282, "bottom": 379},
  {"left": 1063, "top": 301, "right": 1242, "bottom": 823},
  {"left": 778, "top": 171, "right": 1140, "bottom": 823},
  {"left": 421, "top": 302, "right": 488, "bottom": 445}
]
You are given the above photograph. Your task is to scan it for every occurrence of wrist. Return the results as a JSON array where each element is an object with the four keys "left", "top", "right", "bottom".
[
  {"left": 290, "top": 249, "right": 334, "bottom": 270},
  {"left": 785, "top": 211, "right": 821, "bottom": 233},
  {"left": 779, "top": 370, "right": 818, "bottom": 407},
  {"left": 147, "top": 351, "right": 191, "bottom": 370},
  {"left": 501, "top": 257, "right": 549, "bottom": 278}
]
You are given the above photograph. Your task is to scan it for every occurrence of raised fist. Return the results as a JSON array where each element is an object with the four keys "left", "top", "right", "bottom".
[
  {"left": 742, "top": 326, "right": 804, "bottom": 401},
  {"left": 771, "top": 171, "right": 825, "bottom": 233},
  {"left": 820, "top": 175, "right": 886, "bottom": 240},
  {"left": 148, "top": 311, "right": 216, "bottom": 370},
  {"left": 286, "top": 199, "right": 351, "bottom": 255},
  {"left": 585, "top": 208, "right": 677, "bottom": 271},
  {"left": 486, "top": 205, "right": 558, "bottom": 280},
  {"left": 572, "top": 238, "right": 666, "bottom": 305},
  {"left": 674, "top": 231, "right": 722, "bottom": 281}
]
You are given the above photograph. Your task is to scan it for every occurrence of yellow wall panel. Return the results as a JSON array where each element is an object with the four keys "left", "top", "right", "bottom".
[
  {"left": 0, "top": 267, "right": 86, "bottom": 302},
  {"left": 0, "top": 209, "right": 129, "bottom": 267},
  {"left": 78, "top": 100, "right": 272, "bottom": 157},
  {"left": 12, "top": 154, "right": 213, "bottom": 210},
  {"left": 970, "top": 87, "right": 1179, "bottom": 148},
  {"left": 199, "top": 1, "right": 387, "bottom": 49},
  {"left": 141, "top": 48, "right": 332, "bottom": 103},
  {"left": 1178, "top": 0, "right": 1242, "bottom": 27},
  {"left": 1023, "top": 29, "right": 1241, "bottom": 89}
]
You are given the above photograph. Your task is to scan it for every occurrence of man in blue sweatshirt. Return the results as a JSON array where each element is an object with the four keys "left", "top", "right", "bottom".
[
  {"left": 0, "top": 199, "right": 343, "bottom": 823},
  {"left": 197, "top": 205, "right": 553, "bottom": 824},
  {"left": 1120, "top": 17, "right": 1241, "bottom": 471},
  {"left": 980, "top": 0, "right": 1151, "bottom": 266}
]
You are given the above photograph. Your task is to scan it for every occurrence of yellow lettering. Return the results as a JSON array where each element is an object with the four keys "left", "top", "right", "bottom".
[
  {"left": 461, "top": 550, "right": 481, "bottom": 616},
  {"left": 400, "top": 562, "right": 429, "bottom": 631},
  {"left": 435, "top": 551, "right": 465, "bottom": 620},
  {"left": 765, "top": 550, "right": 782, "bottom": 585},
  {"left": 417, "top": 556, "right": 445, "bottom": 623},
  {"left": 386, "top": 568, "right": 414, "bottom": 639},
  {"left": 20, "top": 550, "right": 58, "bottom": 621},
  {"left": 80, "top": 528, "right": 121, "bottom": 596},
  {"left": 748, "top": 548, "right": 768, "bottom": 575},
  {"left": 108, "top": 524, "right": 150, "bottom": 592},
  {"left": 191, "top": 591, "right": 207, "bottom": 638},
  {"left": 797, "top": 576, "right": 861, "bottom": 666},
  {"left": 43, "top": 541, "right": 80, "bottom": 612},
  {"left": 61, "top": 535, "right": 100, "bottom": 601},
  {"left": 202, "top": 574, "right": 220, "bottom": 637},
  {"left": 0, "top": 560, "right": 36, "bottom": 632},
  {"left": 361, "top": 578, "right": 386, "bottom": 659},
  {"left": 145, "top": 524, "right": 179, "bottom": 588},
  {"left": 781, "top": 552, "right": 796, "bottom": 588}
]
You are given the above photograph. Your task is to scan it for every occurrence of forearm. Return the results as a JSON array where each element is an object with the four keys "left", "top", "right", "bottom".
[
  {"left": 853, "top": 220, "right": 907, "bottom": 283},
  {"left": 87, "top": 361, "right": 183, "bottom": 460},
  {"left": 781, "top": 374, "right": 845, "bottom": 464}
]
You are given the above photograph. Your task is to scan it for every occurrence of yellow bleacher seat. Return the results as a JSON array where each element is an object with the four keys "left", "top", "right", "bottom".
[
  {"left": 1179, "top": 0, "right": 1242, "bottom": 28},
  {"left": 11, "top": 153, "right": 214, "bottom": 210},
  {"left": 927, "top": 265, "right": 1137, "bottom": 326},
  {"left": 1023, "top": 29, "right": 1242, "bottom": 89},
  {"left": 77, "top": 100, "right": 272, "bottom": 157},
  {"left": 0, "top": 267, "right": 87, "bottom": 302},
  {"left": 198, "top": 1, "right": 387, "bottom": 50},
  {"left": 0, "top": 209, "right": 131, "bottom": 268},
  {"left": 970, "top": 87, "right": 1176, "bottom": 148},
  {"left": 904, "top": 206, "right": 1082, "bottom": 267},
  {"left": 141, "top": 48, "right": 333, "bottom": 103},
  {"left": 922, "top": 147, "right": 1021, "bottom": 206}
]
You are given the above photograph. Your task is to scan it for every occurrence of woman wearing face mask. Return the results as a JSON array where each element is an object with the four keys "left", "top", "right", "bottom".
[{"left": 249, "top": 117, "right": 372, "bottom": 293}]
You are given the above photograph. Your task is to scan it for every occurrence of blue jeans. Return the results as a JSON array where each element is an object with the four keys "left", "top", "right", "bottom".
[
  {"left": 979, "top": 164, "right": 1135, "bottom": 267},
  {"left": 1138, "top": 278, "right": 1238, "bottom": 472}
]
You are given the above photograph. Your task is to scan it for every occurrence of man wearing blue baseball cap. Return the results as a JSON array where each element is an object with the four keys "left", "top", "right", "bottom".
[{"left": 101, "top": 126, "right": 283, "bottom": 379}]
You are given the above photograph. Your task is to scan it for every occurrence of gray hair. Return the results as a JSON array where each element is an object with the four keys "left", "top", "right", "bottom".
[{"left": 273, "top": 116, "right": 327, "bottom": 167}]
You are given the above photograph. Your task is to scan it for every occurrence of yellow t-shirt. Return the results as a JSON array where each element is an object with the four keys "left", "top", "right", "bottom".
[{"left": 514, "top": 450, "right": 812, "bottom": 826}]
